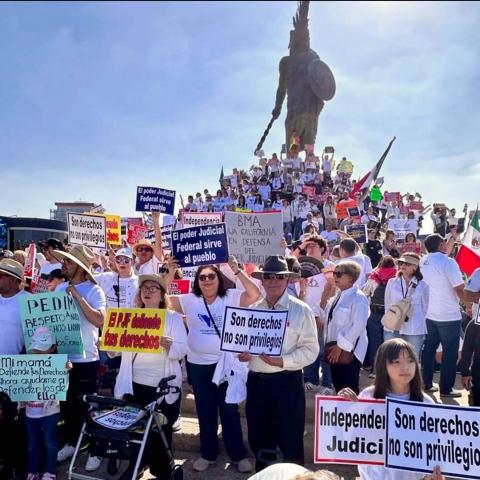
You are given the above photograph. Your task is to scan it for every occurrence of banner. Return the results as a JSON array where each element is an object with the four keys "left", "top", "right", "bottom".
[
  {"left": 101, "top": 308, "right": 166, "bottom": 353},
  {"left": 168, "top": 279, "right": 191, "bottom": 295},
  {"left": 386, "top": 398, "right": 480, "bottom": 479},
  {"left": 91, "top": 406, "right": 142, "bottom": 430},
  {"left": 301, "top": 186, "right": 316, "bottom": 198},
  {"left": 105, "top": 214, "right": 122, "bottom": 245},
  {"left": 384, "top": 192, "right": 401, "bottom": 202},
  {"left": 388, "top": 219, "right": 417, "bottom": 239},
  {"left": 171, "top": 223, "right": 229, "bottom": 268},
  {"left": 24, "top": 243, "right": 36, "bottom": 279},
  {"left": 345, "top": 224, "right": 367, "bottom": 244},
  {"left": 68, "top": 213, "right": 107, "bottom": 248},
  {"left": 408, "top": 201, "right": 424, "bottom": 211},
  {"left": 315, "top": 396, "right": 385, "bottom": 465},
  {"left": 225, "top": 211, "right": 283, "bottom": 265},
  {"left": 127, "top": 223, "right": 148, "bottom": 245},
  {"left": 181, "top": 211, "right": 223, "bottom": 228},
  {"left": 0, "top": 354, "right": 68, "bottom": 401},
  {"left": 220, "top": 306, "right": 288, "bottom": 356},
  {"left": 347, "top": 207, "right": 361, "bottom": 218},
  {"left": 20, "top": 292, "right": 84, "bottom": 354},
  {"left": 136, "top": 186, "right": 176, "bottom": 214}
]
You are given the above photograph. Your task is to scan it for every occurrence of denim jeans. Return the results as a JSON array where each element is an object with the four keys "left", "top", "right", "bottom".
[
  {"left": 303, "top": 328, "right": 332, "bottom": 387},
  {"left": 26, "top": 413, "right": 60, "bottom": 475},
  {"left": 422, "top": 319, "right": 461, "bottom": 393},
  {"left": 293, "top": 218, "right": 306, "bottom": 240},
  {"left": 383, "top": 330, "right": 425, "bottom": 361},
  {"left": 283, "top": 221, "right": 293, "bottom": 237},
  {"left": 366, "top": 311, "right": 384, "bottom": 367},
  {"left": 187, "top": 361, "right": 247, "bottom": 462}
]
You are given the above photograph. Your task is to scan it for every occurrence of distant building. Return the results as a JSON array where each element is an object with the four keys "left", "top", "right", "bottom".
[{"left": 50, "top": 201, "right": 97, "bottom": 222}]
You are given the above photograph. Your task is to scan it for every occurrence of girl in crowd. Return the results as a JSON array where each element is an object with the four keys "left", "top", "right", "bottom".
[
  {"left": 113, "top": 274, "right": 187, "bottom": 480},
  {"left": 401, "top": 232, "right": 422, "bottom": 255},
  {"left": 338, "top": 338, "right": 444, "bottom": 480},
  {"left": 384, "top": 253, "right": 429, "bottom": 360},
  {"left": 382, "top": 229, "right": 400, "bottom": 258},
  {"left": 168, "top": 257, "right": 260, "bottom": 473},
  {"left": 252, "top": 194, "right": 264, "bottom": 212},
  {"left": 237, "top": 195, "right": 247, "bottom": 209}
]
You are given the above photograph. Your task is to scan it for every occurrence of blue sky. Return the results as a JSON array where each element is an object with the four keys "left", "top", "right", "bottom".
[{"left": 1, "top": 1, "right": 479, "bottom": 220}]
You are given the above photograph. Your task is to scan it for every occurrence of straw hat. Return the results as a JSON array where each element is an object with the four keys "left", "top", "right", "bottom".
[
  {"left": 51, "top": 245, "right": 97, "bottom": 284},
  {"left": 132, "top": 239, "right": 154, "bottom": 256},
  {"left": 0, "top": 258, "right": 24, "bottom": 281}
]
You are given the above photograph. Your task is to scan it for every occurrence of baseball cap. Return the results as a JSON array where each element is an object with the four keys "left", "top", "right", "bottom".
[{"left": 115, "top": 247, "right": 133, "bottom": 259}]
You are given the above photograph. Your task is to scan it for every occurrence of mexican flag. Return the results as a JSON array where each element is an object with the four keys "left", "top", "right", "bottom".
[{"left": 456, "top": 209, "right": 480, "bottom": 276}]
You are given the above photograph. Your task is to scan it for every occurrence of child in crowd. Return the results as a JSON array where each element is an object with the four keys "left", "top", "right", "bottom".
[
  {"left": 338, "top": 338, "right": 444, "bottom": 480},
  {"left": 25, "top": 327, "right": 71, "bottom": 480}
]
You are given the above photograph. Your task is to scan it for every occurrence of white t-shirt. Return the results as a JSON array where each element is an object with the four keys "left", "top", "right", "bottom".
[
  {"left": 179, "top": 289, "right": 243, "bottom": 365},
  {"left": 56, "top": 281, "right": 106, "bottom": 362},
  {"left": 95, "top": 272, "right": 139, "bottom": 308},
  {"left": 465, "top": 267, "right": 480, "bottom": 321},
  {"left": 0, "top": 290, "right": 30, "bottom": 354},
  {"left": 135, "top": 256, "right": 162, "bottom": 275},
  {"left": 39, "top": 261, "right": 62, "bottom": 278},
  {"left": 258, "top": 185, "right": 271, "bottom": 201},
  {"left": 419, "top": 252, "right": 464, "bottom": 321},
  {"left": 320, "top": 230, "right": 339, "bottom": 243}
]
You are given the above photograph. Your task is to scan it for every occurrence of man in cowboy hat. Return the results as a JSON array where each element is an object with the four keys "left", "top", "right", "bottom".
[
  {"left": 51, "top": 245, "right": 107, "bottom": 469},
  {"left": 133, "top": 212, "right": 165, "bottom": 275},
  {"left": 239, "top": 255, "right": 319, "bottom": 472},
  {"left": 0, "top": 258, "right": 30, "bottom": 354}
]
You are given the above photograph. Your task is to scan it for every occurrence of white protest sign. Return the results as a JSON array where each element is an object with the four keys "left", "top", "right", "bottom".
[
  {"left": 68, "top": 213, "right": 107, "bottom": 248},
  {"left": 386, "top": 398, "right": 480, "bottom": 479},
  {"left": 181, "top": 211, "right": 223, "bottom": 228},
  {"left": 91, "top": 406, "right": 142, "bottom": 430},
  {"left": 220, "top": 306, "right": 288, "bottom": 356},
  {"left": 225, "top": 211, "right": 283, "bottom": 265},
  {"left": 388, "top": 219, "right": 417, "bottom": 240},
  {"left": 315, "top": 396, "right": 385, "bottom": 466}
]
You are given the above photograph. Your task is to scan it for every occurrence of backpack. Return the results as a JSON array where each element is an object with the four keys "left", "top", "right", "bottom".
[{"left": 381, "top": 281, "right": 417, "bottom": 332}]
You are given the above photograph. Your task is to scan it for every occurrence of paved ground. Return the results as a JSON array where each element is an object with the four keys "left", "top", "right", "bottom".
[{"left": 59, "top": 370, "right": 471, "bottom": 480}]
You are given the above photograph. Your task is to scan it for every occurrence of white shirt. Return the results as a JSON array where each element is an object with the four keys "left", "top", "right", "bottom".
[
  {"left": 384, "top": 277, "right": 429, "bottom": 335},
  {"left": 282, "top": 205, "right": 293, "bottom": 223},
  {"left": 39, "top": 261, "right": 62, "bottom": 277},
  {"left": 337, "top": 254, "right": 372, "bottom": 288},
  {"left": 56, "top": 281, "right": 106, "bottom": 362},
  {"left": 420, "top": 252, "right": 464, "bottom": 321},
  {"left": 465, "top": 267, "right": 480, "bottom": 321},
  {"left": 0, "top": 290, "right": 30, "bottom": 354},
  {"left": 301, "top": 219, "right": 319, "bottom": 232},
  {"left": 320, "top": 230, "right": 339, "bottom": 243},
  {"left": 322, "top": 286, "right": 370, "bottom": 363},
  {"left": 179, "top": 289, "right": 243, "bottom": 365},
  {"left": 135, "top": 256, "right": 162, "bottom": 275},
  {"left": 248, "top": 290, "right": 319, "bottom": 373},
  {"left": 95, "top": 272, "right": 139, "bottom": 308}
]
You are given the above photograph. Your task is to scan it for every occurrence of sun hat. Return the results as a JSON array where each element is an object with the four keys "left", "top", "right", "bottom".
[
  {"left": 138, "top": 274, "right": 164, "bottom": 288},
  {"left": 31, "top": 326, "right": 56, "bottom": 351},
  {"left": 51, "top": 245, "right": 97, "bottom": 284},
  {"left": 132, "top": 239, "right": 154, "bottom": 256},
  {"left": 0, "top": 258, "right": 24, "bottom": 281},
  {"left": 397, "top": 253, "right": 420, "bottom": 267},
  {"left": 251, "top": 255, "right": 299, "bottom": 279}
]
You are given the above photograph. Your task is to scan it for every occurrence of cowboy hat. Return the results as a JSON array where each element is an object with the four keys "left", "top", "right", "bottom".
[
  {"left": 132, "top": 239, "right": 154, "bottom": 256},
  {"left": 251, "top": 255, "right": 299, "bottom": 279},
  {"left": 51, "top": 245, "right": 97, "bottom": 284},
  {"left": 0, "top": 258, "right": 24, "bottom": 281}
]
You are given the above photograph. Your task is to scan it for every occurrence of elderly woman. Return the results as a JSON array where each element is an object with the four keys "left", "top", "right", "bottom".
[
  {"left": 168, "top": 256, "right": 260, "bottom": 473},
  {"left": 113, "top": 273, "right": 187, "bottom": 480},
  {"left": 384, "top": 253, "right": 429, "bottom": 359},
  {"left": 321, "top": 261, "right": 370, "bottom": 393}
]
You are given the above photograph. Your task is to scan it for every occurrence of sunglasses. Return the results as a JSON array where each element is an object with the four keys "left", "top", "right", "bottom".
[
  {"left": 263, "top": 273, "right": 288, "bottom": 280},
  {"left": 333, "top": 271, "right": 346, "bottom": 278},
  {"left": 116, "top": 256, "right": 131, "bottom": 264},
  {"left": 137, "top": 247, "right": 153, "bottom": 253},
  {"left": 140, "top": 285, "right": 161, "bottom": 293},
  {"left": 199, "top": 273, "right": 217, "bottom": 282}
]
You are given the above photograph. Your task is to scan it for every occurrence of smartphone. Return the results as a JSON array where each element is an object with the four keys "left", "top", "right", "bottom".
[{"left": 324, "top": 146, "right": 334, "bottom": 154}]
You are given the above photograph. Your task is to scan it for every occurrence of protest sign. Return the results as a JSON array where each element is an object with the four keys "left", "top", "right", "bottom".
[
  {"left": 181, "top": 211, "right": 223, "bottom": 228},
  {"left": 367, "top": 220, "right": 381, "bottom": 231},
  {"left": 91, "top": 406, "right": 142, "bottom": 430},
  {"left": 24, "top": 242, "right": 36, "bottom": 278},
  {"left": 136, "top": 186, "right": 176, "bottom": 214},
  {"left": 105, "top": 214, "right": 122, "bottom": 245},
  {"left": 345, "top": 224, "right": 367, "bottom": 244},
  {"left": 220, "top": 306, "right": 288, "bottom": 356},
  {"left": 127, "top": 223, "right": 148, "bottom": 245},
  {"left": 388, "top": 219, "right": 417, "bottom": 239},
  {"left": 20, "top": 292, "right": 84, "bottom": 355},
  {"left": 225, "top": 211, "right": 283, "bottom": 265},
  {"left": 0, "top": 354, "right": 68, "bottom": 401},
  {"left": 301, "top": 185, "right": 316, "bottom": 198},
  {"left": 171, "top": 223, "right": 229, "bottom": 268},
  {"left": 0, "top": 220, "right": 7, "bottom": 249},
  {"left": 384, "top": 192, "right": 401, "bottom": 202},
  {"left": 336, "top": 199, "right": 356, "bottom": 220},
  {"left": 315, "top": 396, "right": 385, "bottom": 465},
  {"left": 386, "top": 398, "right": 480, "bottom": 479},
  {"left": 168, "top": 279, "right": 191, "bottom": 295},
  {"left": 408, "top": 201, "right": 424, "bottom": 211},
  {"left": 101, "top": 308, "right": 166, "bottom": 353},
  {"left": 68, "top": 213, "right": 107, "bottom": 248},
  {"left": 347, "top": 206, "right": 360, "bottom": 218}
]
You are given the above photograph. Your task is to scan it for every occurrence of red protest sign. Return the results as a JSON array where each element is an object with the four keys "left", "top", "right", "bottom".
[
  {"left": 127, "top": 224, "right": 148, "bottom": 245},
  {"left": 408, "top": 201, "right": 424, "bottom": 211},
  {"left": 384, "top": 192, "right": 401, "bottom": 202},
  {"left": 24, "top": 243, "right": 36, "bottom": 279},
  {"left": 301, "top": 186, "right": 316, "bottom": 198},
  {"left": 168, "top": 280, "right": 191, "bottom": 295}
]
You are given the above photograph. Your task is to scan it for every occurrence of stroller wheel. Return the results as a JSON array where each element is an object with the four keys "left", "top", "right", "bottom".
[
  {"left": 107, "top": 458, "right": 120, "bottom": 475},
  {"left": 170, "top": 465, "right": 183, "bottom": 480}
]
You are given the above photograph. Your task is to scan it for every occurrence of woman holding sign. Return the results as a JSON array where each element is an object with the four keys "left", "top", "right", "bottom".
[
  {"left": 338, "top": 339, "right": 444, "bottom": 480},
  {"left": 168, "top": 256, "right": 260, "bottom": 473},
  {"left": 113, "top": 273, "right": 187, "bottom": 480}
]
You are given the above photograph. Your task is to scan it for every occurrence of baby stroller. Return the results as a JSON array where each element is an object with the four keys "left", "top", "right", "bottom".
[{"left": 68, "top": 375, "right": 183, "bottom": 480}]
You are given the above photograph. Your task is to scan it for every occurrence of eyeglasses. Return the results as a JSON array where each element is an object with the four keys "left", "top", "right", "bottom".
[
  {"left": 116, "top": 256, "right": 131, "bottom": 264},
  {"left": 136, "top": 247, "right": 153, "bottom": 253},
  {"left": 263, "top": 273, "right": 288, "bottom": 280},
  {"left": 140, "top": 285, "right": 161, "bottom": 293},
  {"left": 333, "top": 271, "right": 346, "bottom": 278},
  {"left": 199, "top": 273, "right": 217, "bottom": 282}
]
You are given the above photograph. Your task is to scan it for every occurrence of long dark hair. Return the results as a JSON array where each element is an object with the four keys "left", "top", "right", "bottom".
[
  {"left": 373, "top": 338, "right": 424, "bottom": 402},
  {"left": 192, "top": 265, "right": 227, "bottom": 298}
]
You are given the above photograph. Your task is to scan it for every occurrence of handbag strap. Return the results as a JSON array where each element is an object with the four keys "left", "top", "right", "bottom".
[{"left": 203, "top": 297, "right": 222, "bottom": 339}]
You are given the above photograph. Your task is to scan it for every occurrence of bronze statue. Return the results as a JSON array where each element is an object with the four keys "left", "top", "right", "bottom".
[{"left": 255, "top": 1, "right": 336, "bottom": 153}]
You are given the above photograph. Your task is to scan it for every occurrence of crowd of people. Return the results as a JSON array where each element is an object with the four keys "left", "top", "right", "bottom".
[{"left": 0, "top": 142, "right": 479, "bottom": 480}]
